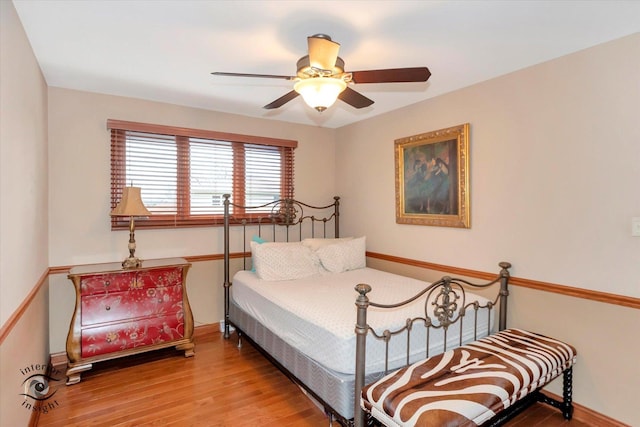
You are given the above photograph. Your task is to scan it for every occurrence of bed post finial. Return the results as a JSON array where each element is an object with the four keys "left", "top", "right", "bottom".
[
  {"left": 498, "top": 262, "right": 511, "bottom": 331},
  {"left": 354, "top": 283, "right": 371, "bottom": 427}
]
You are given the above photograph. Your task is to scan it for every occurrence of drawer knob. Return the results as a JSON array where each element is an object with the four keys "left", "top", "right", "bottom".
[
  {"left": 104, "top": 280, "right": 111, "bottom": 287},
  {"left": 105, "top": 305, "right": 111, "bottom": 311}
]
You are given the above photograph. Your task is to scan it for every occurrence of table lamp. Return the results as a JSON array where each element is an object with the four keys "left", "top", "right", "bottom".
[{"left": 110, "top": 186, "right": 151, "bottom": 268}]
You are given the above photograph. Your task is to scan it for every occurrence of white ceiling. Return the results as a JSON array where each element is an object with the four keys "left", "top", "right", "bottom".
[{"left": 12, "top": 0, "right": 640, "bottom": 129}]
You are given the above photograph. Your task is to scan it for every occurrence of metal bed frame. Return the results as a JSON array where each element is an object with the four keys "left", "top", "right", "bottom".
[
  {"left": 353, "top": 263, "right": 512, "bottom": 427},
  {"left": 221, "top": 194, "right": 512, "bottom": 426},
  {"left": 222, "top": 194, "right": 340, "bottom": 339}
]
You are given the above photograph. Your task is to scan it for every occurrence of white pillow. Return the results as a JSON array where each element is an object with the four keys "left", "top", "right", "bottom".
[
  {"left": 301, "top": 237, "right": 353, "bottom": 252},
  {"left": 251, "top": 241, "right": 320, "bottom": 281},
  {"left": 316, "top": 236, "right": 366, "bottom": 273}
]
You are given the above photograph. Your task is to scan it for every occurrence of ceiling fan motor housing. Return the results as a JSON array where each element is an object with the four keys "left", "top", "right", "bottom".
[{"left": 296, "top": 55, "right": 345, "bottom": 78}]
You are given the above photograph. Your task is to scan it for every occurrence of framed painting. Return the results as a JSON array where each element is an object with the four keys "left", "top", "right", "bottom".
[{"left": 395, "top": 123, "right": 470, "bottom": 228}]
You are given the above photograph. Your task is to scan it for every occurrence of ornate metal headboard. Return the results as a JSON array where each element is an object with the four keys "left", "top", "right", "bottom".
[{"left": 222, "top": 194, "right": 340, "bottom": 338}]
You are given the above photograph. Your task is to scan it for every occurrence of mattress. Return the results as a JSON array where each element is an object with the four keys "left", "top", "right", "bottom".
[{"left": 231, "top": 267, "right": 493, "bottom": 375}]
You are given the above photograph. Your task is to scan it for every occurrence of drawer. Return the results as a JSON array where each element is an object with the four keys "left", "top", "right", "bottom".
[
  {"left": 81, "top": 314, "right": 185, "bottom": 358},
  {"left": 81, "top": 285, "right": 184, "bottom": 326},
  {"left": 79, "top": 267, "right": 182, "bottom": 296},
  {"left": 80, "top": 271, "right": 137, "bottom": 295},
  {"left": 137, "top": 267, "right": 183, "bottom": 289}
]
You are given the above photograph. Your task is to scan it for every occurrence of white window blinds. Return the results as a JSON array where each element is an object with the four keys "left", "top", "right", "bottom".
[{"left": 109, "top": 120, "right": 296, "bottom": 228}]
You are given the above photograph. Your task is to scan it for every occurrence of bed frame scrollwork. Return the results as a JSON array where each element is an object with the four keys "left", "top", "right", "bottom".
[
  {"left": 353, "top": 262, "right": 511, "bottom": 427},
  {"left": 222, "top": 193, "right": 340, "bottom": 339}
]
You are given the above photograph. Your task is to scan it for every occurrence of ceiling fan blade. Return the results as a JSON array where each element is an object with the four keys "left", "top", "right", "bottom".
[
  {"left": 350, "top": 67, "right": 431, "bottom": 84},
  {"left": 263, "top": 90, "right": 299, "bottom": 109},
  {"left": 338, "top": 87, "right": 374, "bottom": 109},
  {"left": 212, "top": 72, "right": 295, "bottom": 80},
  {"left": 307, "top": 34, "right": 340, "bottom": 71}
]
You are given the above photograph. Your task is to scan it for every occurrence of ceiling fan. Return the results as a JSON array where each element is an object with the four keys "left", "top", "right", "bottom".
[{"left": 212, "top": 34, "right": 431, "bottom": 112}]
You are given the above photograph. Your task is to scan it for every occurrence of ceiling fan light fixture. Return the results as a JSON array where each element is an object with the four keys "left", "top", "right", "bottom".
[{"left": 294, "top": 77, "right": 347, "bottom": 112}]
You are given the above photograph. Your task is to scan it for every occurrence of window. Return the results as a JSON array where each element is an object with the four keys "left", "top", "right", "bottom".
[{"left": 108, "top": 120, "right": 296, "bottom": 229}]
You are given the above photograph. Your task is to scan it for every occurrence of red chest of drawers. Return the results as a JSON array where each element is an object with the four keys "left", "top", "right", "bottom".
[{"left": 65, "top": 258, "right": 194, "bottom": 385}]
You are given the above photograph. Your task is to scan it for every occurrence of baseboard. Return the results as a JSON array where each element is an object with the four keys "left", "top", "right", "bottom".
[
  {"left": 49, "top": 351, "right": 68, "bottom": 372},
  {"left": 542, "top": 392, "right": 630, "bottom": 427},
  {"left": 194, "top": 322, "right": 220, "bottom": 340}
]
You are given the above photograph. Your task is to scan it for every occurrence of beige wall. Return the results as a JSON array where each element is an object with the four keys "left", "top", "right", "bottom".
[
  {"left": 46, "top": 88, "right": 337, "bottom": 352},
  {"left": 0, "top": 0, "right": 49, "bottom": 326},
  {"left": 341, "top": 34, "right": 639, "bottom": 425},
  {"left": 0, "top": 1, "right": 50, "bottom": 425},
  {"left": 47, "top": 87, "right": 337, "bottom": 266},
  {"left": 336, "top": 33, "right": 640, "bottom": 299},
  {"left": 0, "top": 283, "right": 51, "bottom": 427}
]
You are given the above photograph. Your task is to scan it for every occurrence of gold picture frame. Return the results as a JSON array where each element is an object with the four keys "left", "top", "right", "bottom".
[{"left": 395, "top": 123, "right": 470, "bottom": 228}]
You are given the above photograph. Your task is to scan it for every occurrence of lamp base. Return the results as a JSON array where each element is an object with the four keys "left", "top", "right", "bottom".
[{"left": 122, "top": 256, "right": 142, "bottom": 269}]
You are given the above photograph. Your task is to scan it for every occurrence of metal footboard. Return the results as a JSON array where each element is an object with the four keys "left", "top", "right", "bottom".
[{"left": 353, "top": 262, "right": 512, "bottom": 427}]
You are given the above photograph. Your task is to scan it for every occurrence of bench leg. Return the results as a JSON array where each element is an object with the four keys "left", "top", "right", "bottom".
[
  {"left": 562, "top": 366, "right": 574, "bottom": 420},
  {"left": 537, "top": 367, "right": 574, "bottom": 420}
]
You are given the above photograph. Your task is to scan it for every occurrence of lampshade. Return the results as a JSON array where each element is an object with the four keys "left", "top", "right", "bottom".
[
  {"left": 294, "top": 77, "right": 347, "bottom": 112},
  {"left": 110, "top": 186, "right": 151, "bottom": 217}
]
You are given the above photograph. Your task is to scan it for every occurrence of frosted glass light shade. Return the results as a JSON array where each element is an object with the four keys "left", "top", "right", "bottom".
[{"left": 294, "top": 77, "right": 347, "bottom": 112}]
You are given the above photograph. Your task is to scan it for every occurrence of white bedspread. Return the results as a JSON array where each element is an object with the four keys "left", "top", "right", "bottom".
[{"left": 231, "top": 267, "right": 492, "bottom": 375}]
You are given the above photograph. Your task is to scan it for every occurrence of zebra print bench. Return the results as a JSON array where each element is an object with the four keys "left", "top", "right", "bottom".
[{"left": 361, "top": 328, "right": 577, "bottom": 427}]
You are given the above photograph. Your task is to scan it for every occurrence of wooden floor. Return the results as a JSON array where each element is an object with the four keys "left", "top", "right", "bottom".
[{"left": 38, "top": 331, "right": 590, "bottom": 427}]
